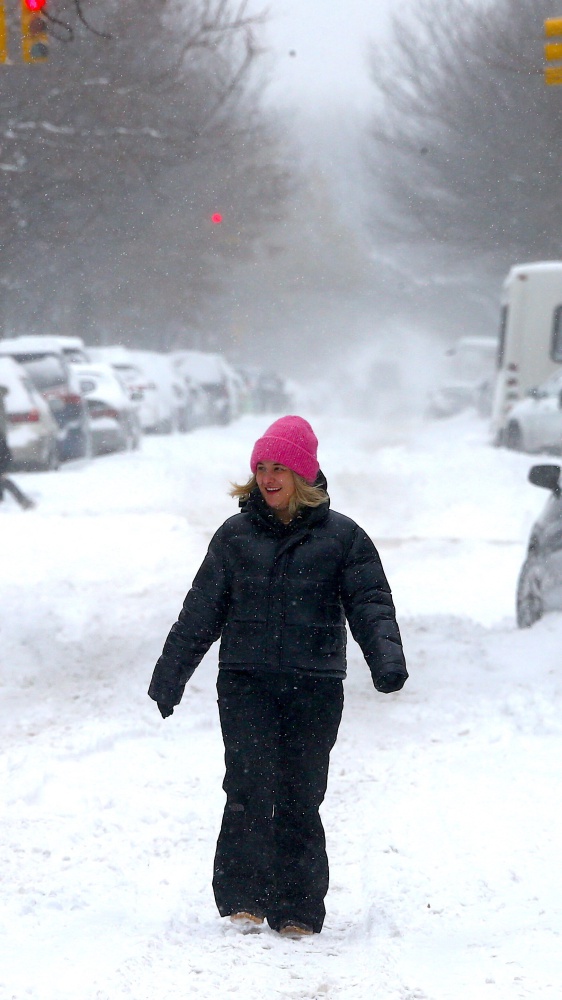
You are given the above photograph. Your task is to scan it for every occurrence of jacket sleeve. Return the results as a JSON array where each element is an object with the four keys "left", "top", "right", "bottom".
[
  {"left": 340, "top": 524, "right": 408, "bottom": 692},
  {"left": 148, "top": 525, "right": 230, "bottom": 706}
]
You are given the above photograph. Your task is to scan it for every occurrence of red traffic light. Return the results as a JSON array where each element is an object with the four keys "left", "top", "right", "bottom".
[
  {"left": 24, "top": 0, "right": 47, "bottom": 9},
  {"left": 211, "top": 213, "right": 223, "bottom": 224}
]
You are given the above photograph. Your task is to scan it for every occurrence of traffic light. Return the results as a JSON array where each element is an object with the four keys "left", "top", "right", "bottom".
[
  {"left": 0, "top": 2, "right": 7, "bottom": 64},
  {"left": 544, "top": 18, "right": 562, "bottom": 85},
  {"left": 21, "top": 0, "right": 48, "bottom": 64},
  {"left": 211, "top": 213, "right": 223, "bottom": 224}
]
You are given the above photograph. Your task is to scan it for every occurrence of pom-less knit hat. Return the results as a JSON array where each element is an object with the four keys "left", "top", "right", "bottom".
[{"left": 250, "top": 415, "right": 319, "bottom": 483}]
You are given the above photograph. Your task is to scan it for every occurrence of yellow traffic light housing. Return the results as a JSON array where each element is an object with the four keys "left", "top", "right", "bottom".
[
  {"left": 545, "top": 64, "right": 562, "bottom": 85},
  {"left": 545, "top": 17, "right": 562, "bottom": 37},
  {"left": 21, "top": 0, "right": 48, "bottom": 63},
  {"left": 0, "top": 2, "right": 8, "bottom": 64}
]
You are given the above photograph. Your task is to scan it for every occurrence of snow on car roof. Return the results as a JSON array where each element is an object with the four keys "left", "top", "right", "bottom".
[
  {"left": 172, "top": 350, "right": 226, "bottom": 384},
  {"left": 71, "top": 361, "right": 119, "bottom": 378},
  {"left": 88, "top": 345, "right": 134, "bottom": 365},
  {"left": 0, "top": 335, "right": 66, "bottom": 357},
  {"left": 52, "top": 336, "right": 85, "bottom": 347},
  {"left": 0, "top": 355, "right": 35, "bottom": 411},
  {"left": 74, "top": 365, "right": 130, "bottom": 407}
]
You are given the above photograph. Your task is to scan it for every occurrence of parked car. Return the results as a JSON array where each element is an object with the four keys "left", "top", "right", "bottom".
[
  {"left": 0, "top": 356, "right": 59, "bottom": 471},
  {"left": 87, "top": 346, "right": 169, "bottom": 433},
  {"left": 516, "top": 463, "right": 562, "bottom": 627},
  {"left": 50, "top": 336, "right": 91, "bottom": 364},
  {"left": 253, "top": 370, "right": 292, "bottom": 414},
  {"left": 427, "top": 336, "right": 497, "bottom": 419},
  {"left": 171, "top": 350, "right": 239, "bottom": 425},
  {"left": 0, "top": 336, "right": 91, "bottom": 461},
  {"left": 502, "top": 371, "right": 562, "bottom": 452},
  {"left": 71, "top": 362, "right": 142, "bottom": 455},
  {"left": 128, "top": 349, "right": 189, "bottom": 433},
  {"left": 180, "top": 370, "right": 210, "bottom": 429}
]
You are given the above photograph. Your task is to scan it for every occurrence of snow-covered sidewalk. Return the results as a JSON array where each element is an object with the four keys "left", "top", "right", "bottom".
[{"left": 2, "top": 413, "right": 561, "bottom": 999}]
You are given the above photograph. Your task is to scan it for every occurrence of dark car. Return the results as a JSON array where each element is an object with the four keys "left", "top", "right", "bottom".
[
  {"left": 0, "top": 336, "right": 91, "bottom": 461},
  {"left": 516, "top": 463, "right": 562, "bottom": 627}
]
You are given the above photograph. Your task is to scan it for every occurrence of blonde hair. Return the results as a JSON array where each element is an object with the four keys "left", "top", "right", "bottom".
[{"left": 230, "top": 471, "right": 328, "bottom": 520}]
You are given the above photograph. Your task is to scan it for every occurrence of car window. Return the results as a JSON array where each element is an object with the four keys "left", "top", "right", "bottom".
[
  {"left": 13, "top": 353, "right": 67, "bottom": 390},
  {"left": 550, "top": 305, "right": 562, "bottom": 362},
  {"left": 497, "top": 305, "right": 508, "bottom": 369},
  {"left": 64, "top": 349, "right": 90, "bottom": 363}
]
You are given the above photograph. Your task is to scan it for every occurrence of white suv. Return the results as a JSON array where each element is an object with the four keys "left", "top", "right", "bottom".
[{"left": 0, "top": 336, "right": 91, "bottom": 461}]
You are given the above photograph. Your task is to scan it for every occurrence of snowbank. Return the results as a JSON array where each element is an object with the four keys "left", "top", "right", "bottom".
[{"left": 1, "top": 412, "right": 561, "bottom": 999}]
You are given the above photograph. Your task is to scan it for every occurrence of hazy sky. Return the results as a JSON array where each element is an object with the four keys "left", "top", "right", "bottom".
[{"left": 251, "top": 0, "right": 393, "bottom": 110}]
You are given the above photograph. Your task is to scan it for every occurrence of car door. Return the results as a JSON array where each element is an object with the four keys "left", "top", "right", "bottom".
[
  {"left": 537, "top": 492, "right": 562, "bottom": 609},
  {"left": 531, "top": 386, "right": 562, "bottom": 449},
  {"left": 525, "top": 377, "right": 562, "bottom": 450}
]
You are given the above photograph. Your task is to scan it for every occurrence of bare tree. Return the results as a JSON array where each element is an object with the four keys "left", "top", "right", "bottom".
[
  {"left": 0, "top": 0, "right": 289, "bottom": 344},
  {"left": 368, "top": 0, "right": 562, "bottom": 284}
]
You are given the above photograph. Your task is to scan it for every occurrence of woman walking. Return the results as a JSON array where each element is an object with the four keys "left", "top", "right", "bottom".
[{"left": 148, "top": 415, "right": 407, "bottom": 936}]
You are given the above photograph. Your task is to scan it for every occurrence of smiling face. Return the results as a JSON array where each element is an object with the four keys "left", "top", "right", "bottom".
[{"left": 255, "top": 461, "right": 296, "bottom": 521}]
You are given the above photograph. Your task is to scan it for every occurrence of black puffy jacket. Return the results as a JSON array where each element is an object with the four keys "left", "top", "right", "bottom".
[{"left": 148, "top": 482, "right": 407, "bottom": 707}]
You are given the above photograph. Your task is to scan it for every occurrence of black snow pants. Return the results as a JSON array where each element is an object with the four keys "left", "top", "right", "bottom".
[{"left": 213, "top": 669, "right": 344, "bottom": 933}]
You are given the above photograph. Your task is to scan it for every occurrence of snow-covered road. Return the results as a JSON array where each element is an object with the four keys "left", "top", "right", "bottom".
[{"left": 2, "top": 412, "right": 562, "bottom": 999}]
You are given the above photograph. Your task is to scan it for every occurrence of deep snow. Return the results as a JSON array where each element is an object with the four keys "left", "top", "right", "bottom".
[{"left": 2, "top": 410, "right": 562, "bottom": 1000}]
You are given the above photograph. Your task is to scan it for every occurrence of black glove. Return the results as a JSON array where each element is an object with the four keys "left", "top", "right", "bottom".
[
  {"left": 158, "top": 702, "right": 174, "bottom": 719},
  {"left": 375, "top": 671, "right": 407, "bottom": 694}
]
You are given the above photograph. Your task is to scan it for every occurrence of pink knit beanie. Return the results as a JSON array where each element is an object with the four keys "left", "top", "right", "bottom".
[{"left": 250, "top": 415, "right": 319, "bottom": 483}]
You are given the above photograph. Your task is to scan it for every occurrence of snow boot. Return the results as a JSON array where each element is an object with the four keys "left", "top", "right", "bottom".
[
  {"left": 229, "top": 912, "right": 264, "bottom": 932},
  {"left": 278, "top": 920, "right": 314, "bottom": 938}
]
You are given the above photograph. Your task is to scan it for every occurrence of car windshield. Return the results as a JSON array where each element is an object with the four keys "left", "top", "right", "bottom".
[{"left": 13, "top": 353, "right": 67, "bottom": 390}]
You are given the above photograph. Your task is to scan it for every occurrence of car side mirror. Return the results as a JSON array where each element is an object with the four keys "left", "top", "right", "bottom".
[{"left": 528, "top": 464, "right": 561, "bottom": 493}]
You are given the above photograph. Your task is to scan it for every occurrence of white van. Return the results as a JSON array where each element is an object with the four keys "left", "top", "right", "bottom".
[{"left": 491, "top": 261, "right": 562, "bottom": 443}]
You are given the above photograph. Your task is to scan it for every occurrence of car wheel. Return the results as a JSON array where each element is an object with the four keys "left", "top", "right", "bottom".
[
  {"left": 505, "top": 422, "right": 523, "bottom": 451},
  {"left": 44, "top": 441, "right": 60, "bottom": 472},
  {"left": 158, "top": 414, "right": 175, "bottom": 434},
  {"left": 516, "top": 555, "right": 544, "bottom": 628},
  {"left": 64, "top": 426, "right": 92, "bottom": 461},
  {"left": 83, "top": 427, "right": 93, "bottom": 459},
  {"left": 125, "top": 422, "right": 136, "bottom": 450},
  {"left": 121, "top": 417, "right": 138, "bottom": 450}
]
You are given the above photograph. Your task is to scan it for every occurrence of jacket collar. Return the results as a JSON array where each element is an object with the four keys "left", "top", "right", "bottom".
[{"left": 241, "top": 470, "right": 330, "bottom": 537}]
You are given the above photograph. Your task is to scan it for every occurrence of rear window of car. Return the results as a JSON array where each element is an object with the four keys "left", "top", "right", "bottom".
[
  {"left": 497, "top": 305, "right": 508, "bottom": 369},
  {"left": 551, "top": 305, "right": 562, "bottom": 362},
  {"left": 63, "top": 349, "right": 90, "bottom": 363},
  {"left": 12, "top": 353, "right": 67, "bottom": 390},
  {"left": 0, "top": 360, "right": 32, "bottom": 411}
]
